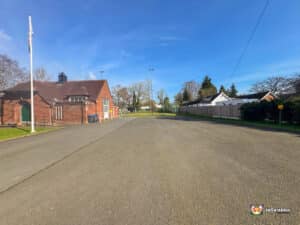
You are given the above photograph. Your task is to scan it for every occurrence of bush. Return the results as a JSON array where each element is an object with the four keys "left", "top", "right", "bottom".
[
  {"left": 292, "top": 102, "right": 300, "bottom": 124},
  {"left": 240, "top": 100, "right": 300, "bottom": 124},
  {"left": 262, "top": 100, "right": 278, "bottom": 122},
  {"left": 282, "top": 101, "right": 295, "bottom": 124},
  {"left": 240, "top": 102, "right": 266, "bottom": 121}
]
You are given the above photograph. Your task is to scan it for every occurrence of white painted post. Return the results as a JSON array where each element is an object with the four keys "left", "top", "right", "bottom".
[{"left": 28, "top": 16, "right": 35, "bottom": 132}]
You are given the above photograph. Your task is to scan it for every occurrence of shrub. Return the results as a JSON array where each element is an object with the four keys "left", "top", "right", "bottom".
[
  {"left": 240, "top": 102, "right": 266, "bottom": 121},
  {"left": 240, "top": 100, "right": 300, "bottom": 124},
  {"left": 282, "top": 101, "right": 295, "bottom": 124},
  {"left": 292, "top": 102, "right": 300, "bottom": 124},
  {"left": 261, "top": 100, "right": 278, "bottom": 122}
]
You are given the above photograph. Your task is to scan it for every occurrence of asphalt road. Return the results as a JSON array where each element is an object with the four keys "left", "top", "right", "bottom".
[{"left": 0, "top": 118, "right": 299, "bottom": 225}]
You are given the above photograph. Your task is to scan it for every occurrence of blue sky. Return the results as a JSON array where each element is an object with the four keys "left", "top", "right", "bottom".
[{"left": 1, "top": 0, "right": 300, "bottom": 100}]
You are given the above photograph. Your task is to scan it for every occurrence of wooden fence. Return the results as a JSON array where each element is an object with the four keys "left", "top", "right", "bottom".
[{"left": 179, "top": 104, "right": 242, "bottom": 119}]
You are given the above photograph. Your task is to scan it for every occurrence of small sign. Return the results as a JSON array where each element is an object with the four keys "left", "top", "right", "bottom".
[{"left": 278, "top": 104, "right": 284, "bottom": 110}]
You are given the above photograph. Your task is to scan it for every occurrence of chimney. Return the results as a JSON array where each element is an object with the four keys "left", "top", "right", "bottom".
[{"left": 58, "top": 72, "right": 67, "bottom": 83}]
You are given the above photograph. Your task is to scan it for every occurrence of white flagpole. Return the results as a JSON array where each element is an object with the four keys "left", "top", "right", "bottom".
[{"left": 29, "top": 16, "right": 35, "bottom": 133}]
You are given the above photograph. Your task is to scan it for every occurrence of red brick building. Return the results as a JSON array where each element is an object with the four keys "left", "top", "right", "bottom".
[{"left": 0, "top": 74, "right": 118, "bottom": 125}]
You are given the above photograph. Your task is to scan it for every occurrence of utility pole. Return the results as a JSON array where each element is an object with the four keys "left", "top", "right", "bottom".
[
  {"left": 148, "top": 68, "right": 154, "bottom": 115},
  {"left": 28, "top": 16, "right": 35, "bottom": 133}
]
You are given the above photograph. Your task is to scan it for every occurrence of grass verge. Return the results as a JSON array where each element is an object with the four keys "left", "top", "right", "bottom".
[
  {"left": 177, "top": 113, "right": 300, "bottom": 133},
  {"left": 0, "top": 127, "right": 61, "bottom": 142}
]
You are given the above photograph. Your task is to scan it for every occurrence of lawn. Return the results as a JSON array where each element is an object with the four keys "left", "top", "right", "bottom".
[
  {"left": 122, "top": 112, "right": 176, "bottom": 118},
  {"left": 0, "top": 127, "right": 59, "bottom": 141},
  {"left": 178, "top": 113, "right": 300, "bottom": 133}
]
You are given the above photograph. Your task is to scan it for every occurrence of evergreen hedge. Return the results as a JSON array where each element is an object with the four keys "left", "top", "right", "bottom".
[{"left": 240, "top": 100, "right": 300, "bottom": 124}]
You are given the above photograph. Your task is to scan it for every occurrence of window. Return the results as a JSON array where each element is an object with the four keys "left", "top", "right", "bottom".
[
  {"left": 55, "top": 106, "right": 63, "bottom": 120},
  {"left": 103, "top": 98, "right": 109, "bottom": 112},
  {"left": 68, "top": 96, "right": 86, "bottom": 103}
]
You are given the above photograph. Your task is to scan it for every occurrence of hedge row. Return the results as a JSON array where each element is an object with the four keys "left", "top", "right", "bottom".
[{"left": 240, "top": 100, "right": 300, "bottom": 124}]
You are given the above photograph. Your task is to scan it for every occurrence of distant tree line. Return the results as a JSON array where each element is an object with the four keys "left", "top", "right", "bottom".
[
  {"left": 174, "top": 75, "right": 238, "bottom": 105},
  {"left": 112, "top": 80, "right": 154, "bottom": 112},
  {"left": 112, "top": 82, "right": 173, "bottom": 112},
  {"left": 174, "top": 73, "right": 300, "bottom": 106},
  {"left": 175, "top": 73, "right": 300, "bottom": 124}
]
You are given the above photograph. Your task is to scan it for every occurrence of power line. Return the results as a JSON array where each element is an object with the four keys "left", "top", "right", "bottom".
[{"left": 230, "top": 0, "right": 270, "bottom": 77}]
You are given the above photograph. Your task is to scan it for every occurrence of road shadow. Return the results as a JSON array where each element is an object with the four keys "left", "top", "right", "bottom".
[{"left": 156, "top": 115, "right": 300, "bottom": 136}]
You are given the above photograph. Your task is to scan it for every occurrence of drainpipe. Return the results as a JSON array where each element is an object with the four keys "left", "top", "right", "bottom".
[
  {"left": 81, "top": 102, "right": 83, "bottom": 125},
  {"left": 0, "top": 98, "right": 3, "bottom": 125}
]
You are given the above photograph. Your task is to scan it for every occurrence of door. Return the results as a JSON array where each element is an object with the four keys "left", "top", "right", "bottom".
[
  {"left": 103, "top": 99, "right": 109, "bottom": 119},
  {"left": 21, "top": 102, "right": 31, "bottom": 122}
]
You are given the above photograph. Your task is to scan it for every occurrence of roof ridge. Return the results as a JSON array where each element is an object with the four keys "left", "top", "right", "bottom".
[
  {"left": 64, "top": 80, "right": 106, "bottom": 82},
  {"left": 15, "top": 80, "right": 106, "bottom": 84}
]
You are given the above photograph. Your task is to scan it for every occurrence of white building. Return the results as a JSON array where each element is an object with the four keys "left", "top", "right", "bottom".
[
  {"left": 183, "top": 92, "right": 231, "bottom": 107},
  {"left": 182, "top": 91, "right": 276, "bottom": 108},
  {"left": 221, "top": 91, "right": 276, "bottom": 105}
]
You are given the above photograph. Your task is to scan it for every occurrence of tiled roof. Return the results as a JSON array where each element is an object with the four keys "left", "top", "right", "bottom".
[
  {"left": 4, "top": 80, "right": 106, "bottom": 103},
  {"left": 0, "top": 90, "right": 38, "bottom": 100},
  {"left": 236, "top": 91, "right": 270, "bottom": 99},
  {"left": 182, "top": 92, "right": 223, "bottom": 106}
]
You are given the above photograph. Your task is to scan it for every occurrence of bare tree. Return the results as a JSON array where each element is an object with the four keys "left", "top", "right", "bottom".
[
  {"left": 112, "top": 85, "right": 131, "bottom": 109},
  {"left": 145, "top": 79, "right": 152, "bottom": 106},
  {"left": 34, "top": 67, "right": 51, "bottom": 81},
  {"left": 291, "top": 74, "right": 300, "bottom": 93},
  {"left": 157, "top": 89, "right": 165, "bottom": 105},
  {"left": 250, "top": 76, "right": 293, "bottom": 95},
  {"left": 0, "top": 54, "right": 27, "bottom": 90},
  {"left": 112, "top": 85, "right": 121, "bottom": 106},
  {"left": 128, "top": 81, "right": 149, "bottom": 104},
  {"left": 174, "top": 92, "right": 183, "bottom": 105},
  {"left": 183, "top": 80, "right": 200, "bottom": 100}
]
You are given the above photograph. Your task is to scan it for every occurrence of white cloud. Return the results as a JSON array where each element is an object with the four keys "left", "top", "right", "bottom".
[
  {"left": 88, "top": 72, "right": 97, "bottom": 80},
  {"left": 159, "top": 42, "right": 170, "bottom": 47},
  {"left": 97, "top": 62, "right": 120, "bottom": 71},
  {"left": 120, "top": 49, "right": 131, "bottom": 58},
  {"left": 157, "top": 35, "right": 185, "bottom": 47},
  {"left": 0, "top": 30, "right": 11, "bottom": 41},
  {"left": 158, "top": 36, "right": 184, "bottom": 41},
  {"left": 120, "top": 27, "right": 186, "bottom": 46}
]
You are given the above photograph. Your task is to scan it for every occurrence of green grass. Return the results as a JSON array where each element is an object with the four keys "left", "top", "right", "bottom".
[
  {"left": 122, "top": 112, "right": 176, "bottom": 118},
  {"left": 0, "top": 127, "right": 59, "bottom": 141},
  {"left": 178, "top": 113, "right": 300, "bottom": 133}
]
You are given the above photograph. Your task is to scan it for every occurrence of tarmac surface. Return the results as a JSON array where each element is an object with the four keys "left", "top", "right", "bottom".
[{"left": 0, "top": 117, "right": 299, "bottom": 225}]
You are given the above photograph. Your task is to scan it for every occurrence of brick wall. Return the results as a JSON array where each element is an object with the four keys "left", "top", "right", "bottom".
[
  {"left": 0, "top": 99, "right": 20, "bottom": 125},
  {"left": 111, "top": 106, "right": 119, "bottom": 119},
  {"left": 97, "top": 81, "right": 116, "bottom": 121},
  {"left": 0, "top": 94, "right": 51, "bottom": 125},
  {"left": 58, "top": 103, "right": 86, "bottom": 125},
  {"left": 34, "top": 95, "right": 52, "bottom": 125},
  {"left": 86, "top": 102, "right": 96, "bottom": 116}
]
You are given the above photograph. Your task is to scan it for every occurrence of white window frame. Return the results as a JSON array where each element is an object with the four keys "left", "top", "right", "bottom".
[{"left": 55, "top": 105, "right": 63, "bottom": 120}]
